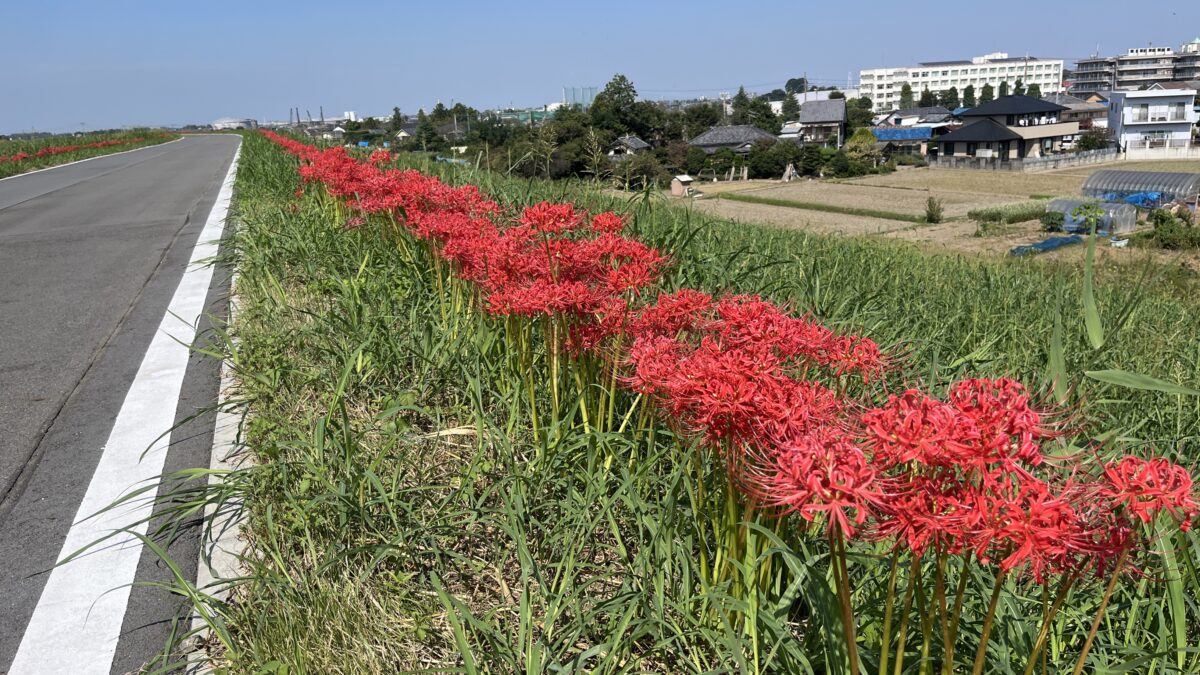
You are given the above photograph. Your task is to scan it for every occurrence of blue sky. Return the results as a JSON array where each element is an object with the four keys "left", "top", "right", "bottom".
[{"left": 2, "top": 0, "right": 1198, "bottom": 133}]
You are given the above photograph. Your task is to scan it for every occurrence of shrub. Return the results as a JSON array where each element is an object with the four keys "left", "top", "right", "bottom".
[
  {"left": 1150, "top": 208, "right": 1200, "bottom": 250},
  {"left": 893, "top": 153, "right": 928, "bottom": 167},
  {"left": 1040, "top": 211, "right": 1065, "bottom": 231},
  {"left": 924, "top": 196, "right": 944, "bottom": 224}
]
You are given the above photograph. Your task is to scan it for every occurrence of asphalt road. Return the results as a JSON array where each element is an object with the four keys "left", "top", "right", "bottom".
[{"left": 0, "top": 135, "right": 240, "bottom": 674}]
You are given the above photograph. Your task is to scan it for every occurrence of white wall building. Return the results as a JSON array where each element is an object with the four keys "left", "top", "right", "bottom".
[
  {"left": 768, "top": 89, "right": 860, "bottom": 116},
  {"left": 860, "top": 53, "right": 1065, "bottom": 113},
  {"left": 1108, "top": 86, "right": 1198, "bottom": 150},
  {"left": 212, "top": 117, "right": 258, "bottom": 130}
]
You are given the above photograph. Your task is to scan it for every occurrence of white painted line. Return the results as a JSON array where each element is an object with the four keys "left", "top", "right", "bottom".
[
  {"left": 8, "top": 141, "right": 241, "bottom": 675},
  {"left": 0, "top": 137, "right": 183, "bottom": 184}
]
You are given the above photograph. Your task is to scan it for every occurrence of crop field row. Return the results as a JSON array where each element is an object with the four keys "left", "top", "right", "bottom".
[{"left": 160, "top": 131, "right": 1200, "bottom": 674}]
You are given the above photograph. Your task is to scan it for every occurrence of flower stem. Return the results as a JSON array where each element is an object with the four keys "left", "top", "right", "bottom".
[
  {"left": 830, "top": 528, "right": 860, "bottom": 675},
  {"left": 971, "top": 569, "right": 1007, "bottom": 675},
  {"left": 944, "top": 552, "right": 972, "bottom": 674},
  {"left": 893, "top": 554, "right": 923, "bottom": 675},
  {"left": 1070, "top": 549, "right": 1130, "bottom": 675},
  {"left": 878, "top": 549, "right": 901, "bottom": 675},
  {"left": 1021, "top": 573, "right": 1078, "bottom": 675}
]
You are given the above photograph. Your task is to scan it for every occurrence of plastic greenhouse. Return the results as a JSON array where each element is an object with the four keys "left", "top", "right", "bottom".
[
  {"left": 1046, "top": 199, "right": 1138, "bottom": 235},
  {"left": 1081, "top": 170, "right": 1200, "bottom": 208}
]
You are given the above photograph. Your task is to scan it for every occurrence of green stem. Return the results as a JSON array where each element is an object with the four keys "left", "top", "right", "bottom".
[
  {"left": 879, "top": 550, "right": 901, "bottom": 675},
  {"left": 830, "top": 528, "right": 861, "bottom": 675},
  {"left": 1021, "top": 573, "right": 1078, "bottom": 675},
  {"left": 893, "top": 554, "right": 923, "bottom": 675},
  {"left": 1070, "top": 549, "right": 1129, "bottom": 675},
  {"left": 944, "top": 552, "right": 972, "bottom": 674},
  {"left": 971, "top": 569, "right": 1007, "bottom": 675}
]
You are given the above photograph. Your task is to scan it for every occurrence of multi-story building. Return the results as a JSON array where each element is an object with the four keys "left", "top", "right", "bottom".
[
  {"left": 859, "top": 53, "right": 1065, "bottom": 113},
  {"left": 1071, "top": 39, "right": 1200, "bottom": 96},
  {"left": 1107, "top": 86, "right": 1198, "bottom": 150},
  {"left": 936, "top": 95, "right": 1078, "bottom": 160}
]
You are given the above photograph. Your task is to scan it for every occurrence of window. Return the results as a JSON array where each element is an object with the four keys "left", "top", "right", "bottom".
[
  {"left": 1131, "top": 104, "right": 1149, "bottom": 122},
  {"left": 1169, "top": 102, "right": 1186, "bottom": 121}
]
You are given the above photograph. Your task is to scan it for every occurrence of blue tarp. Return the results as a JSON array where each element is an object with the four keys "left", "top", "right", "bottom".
[
  {"left": 1009, "top": 235, "right": 1084, "bottom": 257},
  {"left": 357, "top": 141, "right": 370, "bottom": 148},
  {"left": 871, "top": 127, "right": 933, "bottom": 141}
]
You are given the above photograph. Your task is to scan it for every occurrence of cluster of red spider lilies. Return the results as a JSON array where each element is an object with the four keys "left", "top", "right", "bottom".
[
  {"left": 261, "top": 130, "right": 1197, "bottom": 673},
  {"left": 0, "top": 136, "right": 155, "bottom": 164}
]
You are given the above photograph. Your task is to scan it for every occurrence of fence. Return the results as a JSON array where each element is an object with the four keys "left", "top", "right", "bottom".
[
  {"left": 1123, "top": 143, "right": 1200, "bottom": 161},
  {"left": 931, "top": 148, "right": 1120, "bottom": 172}
]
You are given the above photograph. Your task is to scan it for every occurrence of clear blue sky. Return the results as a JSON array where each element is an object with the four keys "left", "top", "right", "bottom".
[{"left": 3, "top": 0, "right": 1198, "bottom": 133}]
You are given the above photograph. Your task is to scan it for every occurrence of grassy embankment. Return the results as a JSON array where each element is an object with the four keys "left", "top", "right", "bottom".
[
  {"left": 168, "top": 133, "right": 1200, "bottom": 673},
  {"left": 0, "top": 129, "right": 177, "bottom": 179}
]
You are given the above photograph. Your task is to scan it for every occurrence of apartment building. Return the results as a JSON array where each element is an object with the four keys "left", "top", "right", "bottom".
[
  {"left": 859, "top": 53, "right": 1065, "bottom": 113},
  {"left": 1071, "top": 39, "right": 1200, "bottom": 96},
  {"left": 1107, "top": 86, "right": 1199, "bottom": 150}
]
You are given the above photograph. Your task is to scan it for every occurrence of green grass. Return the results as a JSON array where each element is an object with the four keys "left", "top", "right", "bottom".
[
  {"left": 0, "top": 129, "right": 177, "bottom": 179},
  {"left": 140, "top": 133, "right": 1200, "bottom": 674},
  {"left": 716, "top": 190, "right": 928, "bottom": 223},
  {"left": 967, "top": 199, "right": 1050, "bottom": 225}
]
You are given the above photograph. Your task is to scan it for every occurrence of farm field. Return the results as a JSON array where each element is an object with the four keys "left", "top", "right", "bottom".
[{"left": 163, "top": 131, "right": 1200, "bottom": 674}]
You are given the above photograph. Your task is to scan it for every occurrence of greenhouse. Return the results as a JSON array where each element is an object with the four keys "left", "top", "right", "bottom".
[
  {"left": 1081, "top": 170, "right": 1200, "bottom": 208},
  {"left": 1046, "top": 199, "right": 1138, "bottom": 235}
]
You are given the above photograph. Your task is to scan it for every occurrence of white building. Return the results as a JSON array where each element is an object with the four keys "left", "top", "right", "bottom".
[
  {"left": 211, "top": 117, "right": 258, "bottom": 130},
  {"left": 768, "top": 89, "right": 860, "bottom": 116},
  {"left": 1107, "top": 86, "right": 1198, "bottom": 150},
  {"left": 860, "top": 53, "right": 1065, "bottom": 113}
]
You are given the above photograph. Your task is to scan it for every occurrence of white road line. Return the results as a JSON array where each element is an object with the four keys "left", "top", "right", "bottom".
[
  {"left": 8, "top": 141, "right": 241, "bottom": 675},
  {"left": 0, "top": 137, "right": 183, "bottom": 184}
]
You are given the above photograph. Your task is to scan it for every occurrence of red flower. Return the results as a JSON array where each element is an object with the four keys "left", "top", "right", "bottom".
[{"left": 1102, "top": 456, "right": 1198, "bottom": 530}]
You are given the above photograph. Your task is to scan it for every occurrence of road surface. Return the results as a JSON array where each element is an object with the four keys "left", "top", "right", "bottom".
[{"left": 0, "top": 135, "right": 240, "bottom": 674}]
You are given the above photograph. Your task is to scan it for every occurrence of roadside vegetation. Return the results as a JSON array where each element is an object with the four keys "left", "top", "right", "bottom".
[
  {"left": 150, "top": 131, "right": 1200, "bottom": 674},
  {"left": 0, "top": 129, "right": 177, "bottom": 179}
]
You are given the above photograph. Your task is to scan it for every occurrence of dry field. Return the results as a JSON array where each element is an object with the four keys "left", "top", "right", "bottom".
[
  {"left": 852, "top": 160, "right": 1200, "bottom": 198},
  {"left": 743, "top": 179, "right": 1020, "bottom": 218}
]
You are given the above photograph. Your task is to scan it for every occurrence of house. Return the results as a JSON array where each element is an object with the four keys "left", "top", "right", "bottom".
[
  {"left": 877, "top": 106, "right": 953, "bottom": 127},
  {"left": 1107, "top": 86, "right": 1198, "bottom": 150},
  {"left": 321, "top": 126, "right": 346, "bottom": 141},
  {"left": 871, "top": 127, "right": 938, "bottom": 156},
  {"left": 796, "top": 99, "right": 847, "bottom": 146},
  {"left": 688, "top": 125, "right": 777, "bottom": 154},
  {"left": 609, "top": 135, "right": 651, "bottom": 158},
  {"left": 937, "top": 95, "right": 1078, "bottom": 160},
  {"left": 1041, "top": 93, "right": 1109, "bottom": 130}
]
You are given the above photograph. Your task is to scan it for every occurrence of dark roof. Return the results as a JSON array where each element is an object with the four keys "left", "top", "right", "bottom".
[
  {"left": 688, "top": 124, "right": 777, "bottom": 148},
  {"left": 1041, "top": 93, "right": 1108, "bottom": 111},
  {"left": 937, "top": 119, "right": 1022, "bottom": 143},
  {"left": 798, "top": 99, "right": 846, "bottom": 123},
  {"left": 614, "top": 135, "right": 650, "bottom": 150},
  {"left": 960, "top": 95, "right": 1069, "bottom": 117}
]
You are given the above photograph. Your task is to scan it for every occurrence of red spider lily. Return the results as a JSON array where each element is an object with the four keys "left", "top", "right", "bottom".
[
  {"left": 368, "top": 149, "right": 391, "bottom": 165},
  {"left": 1102, "top": 456, "right": 1199, "bottom": 530},
  {"left": 520, "top": 201, "right": 586, "bottom": 234},
  {"left": 0, "top": 136, "right": 162, "bottom": 164},
  {"left": 742, "top": 427, "right": 883, "bottom": 538},
  {"left": 948, "top": 377, "right": 1055, "bottom": 470},
  {"left": 862, "top": 390, "right": 975, "bottom": 469}
]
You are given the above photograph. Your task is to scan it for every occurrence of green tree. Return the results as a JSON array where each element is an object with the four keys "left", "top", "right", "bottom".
[
  {"left": 999, "top": 80, "right": 1010, "bottom": 97},
  {"left": 899, "top": 83, "right": 915, "bottom": 109},
  {"left": 591, "top": 73, "right": 639, "bottom": 134},
  {"left": 939, "top": 87, "right": 960, "bottom": 109},
  {"left": 730, "top": 86, "right": 752, "bottom": 123},
  {"left": 1013, "top": 78, "right": 1026, "bottom": 96},
  {"left": 683, "top": 102, "right": 721, "bottom": 138},
  {"left": 685, "top": 146, "right": 708, "bottom": 175},
  {"left": 1026, "top": 83, "right": 1042, "bottom": 98},
  {"left": 582, "top": 127, "right": 611, "bottom": 181},
  {"left": 414, "top": 109, "right": 445, "bottom": 152},
  {"left": 846, "top": 97, "right": 875, "bottom": 132},
  {"left": 918, "top": 88, "right": 935, "bottom": 107},
  {"left": 784, "top": 77, "right": 809, "bottom": 94},
  {"left": 781, "top": 95, "right": 800, "bottom": 121},
  {"left": 962, "top": 85, "right": 977, "bottom": 108},
  {"left": 980, "top": 83, "right": 995, "bottom": 103},
  {"left": 798, "top": 143, "right": 824, "bottom": 176},
  {"left": 429, "top": 102, "right": 451, "bottom": 124},
  {"left": 844, "top": 127, "right": 881, "bottom": 164},
  {"left": 388, "top": 107, "right": 406, "bottom": 132}
]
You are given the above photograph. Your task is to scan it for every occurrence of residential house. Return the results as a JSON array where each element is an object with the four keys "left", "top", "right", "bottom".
[
  {"left": 937, "top": 95, "right": 1078, "bottom": 159},
  {"left": 876, "top": 106, "right": 954, "bottom": 126},
  {"left": 688, "top": 125, "right": 777, "bottom": 154},
  {"left": 767, "top": 89, "right": 860, "bottom": 116},
  {"left": 609, "top": 135, "right": 651, "bottom": 158},
  {"left": 1107, "top": 86, "right": 1198, "bottom": 150},
  {"left": 1041, "top": 93, "right": 1109, "bottom": 129},
  {"left": 871, "top": 127, "right": 939, "bottom": 157},
  {"left": 795, "top": 99, "right": 847, "bottom": 146}
]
